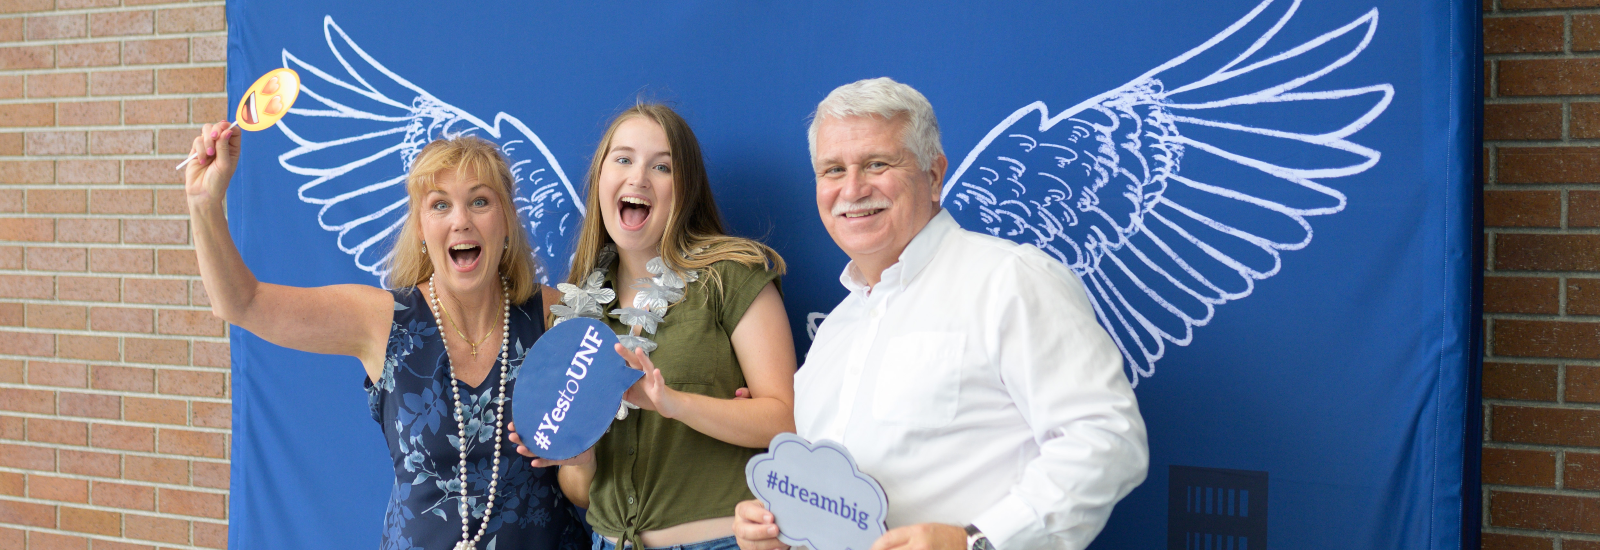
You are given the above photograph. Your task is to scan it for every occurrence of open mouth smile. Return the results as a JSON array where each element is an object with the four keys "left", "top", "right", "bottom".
[
  {"left": 448, "top": 242, "right": 482, "bottom": 271},
  {"left": 619, "top": 196, "right": 652, "bottom": 231},
  {"left": 842, "top": 209, "right": 884, "bottom": 219}
]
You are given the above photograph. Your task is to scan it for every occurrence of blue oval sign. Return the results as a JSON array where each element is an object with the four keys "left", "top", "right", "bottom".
[{"left": 511, "top": 318, "right": 642, "bottom": 461}]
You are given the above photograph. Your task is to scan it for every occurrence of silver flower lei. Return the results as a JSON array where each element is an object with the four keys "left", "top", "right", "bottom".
[{"left": 551, "top": 246, "right": 698, "bottom": 419}]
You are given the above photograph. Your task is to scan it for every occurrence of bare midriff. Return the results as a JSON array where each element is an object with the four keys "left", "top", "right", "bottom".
[{"left": 603, "top": 516, "right": 735, "bottom": 547}]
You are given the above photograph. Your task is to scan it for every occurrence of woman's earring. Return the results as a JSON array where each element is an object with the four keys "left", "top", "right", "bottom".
[
  {"left": 504, "top": 236, "right": 510, "bottom": 251},
  {"left": 421, "top": 241, "right": 428, "bottom": 255}
]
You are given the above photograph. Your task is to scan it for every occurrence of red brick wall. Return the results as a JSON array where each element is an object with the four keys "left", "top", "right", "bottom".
[
  {"left": 1484, "top": 1, "right": 1600, "bottom": 548},
  {"left": 0, "top": 0, "right": 229, "bottom": 549}
]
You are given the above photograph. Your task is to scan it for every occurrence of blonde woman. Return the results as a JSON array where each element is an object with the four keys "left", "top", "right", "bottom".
[
  {"left": 184, "top": 125, "right": 586, "bottom": 550},
  {"left": 512, "top": 105, "right": 797, "bottom": 550}
]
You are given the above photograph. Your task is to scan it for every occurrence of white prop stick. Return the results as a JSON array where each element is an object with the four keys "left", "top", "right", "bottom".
[
  {"left": 174, "top": 120, "right": 240, "bottom": 171},
  {"left": 172, "top": 68, "right": 299, "bottom": 171}
]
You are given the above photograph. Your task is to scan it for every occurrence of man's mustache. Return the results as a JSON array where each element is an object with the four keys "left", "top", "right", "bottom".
[{"left": 832, "top": 198, "right": 892, "bottom": 217}]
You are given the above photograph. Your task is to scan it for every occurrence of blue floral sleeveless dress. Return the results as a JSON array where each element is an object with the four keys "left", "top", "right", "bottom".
[{"left": 367, "top": 288, "right": 588, "bottom": 550}]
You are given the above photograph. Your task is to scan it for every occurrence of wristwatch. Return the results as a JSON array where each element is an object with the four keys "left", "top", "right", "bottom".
[{"left": 964, "top": 524, "right": 994, "bottom": 550}]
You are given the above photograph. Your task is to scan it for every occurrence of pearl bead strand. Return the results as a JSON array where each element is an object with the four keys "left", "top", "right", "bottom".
[{"left": 428, "top": 275, "right": 511, "bottom": 550}]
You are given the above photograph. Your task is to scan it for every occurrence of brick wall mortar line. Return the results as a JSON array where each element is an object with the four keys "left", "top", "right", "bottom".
[
  {"left": 0, "top": 95, "right": 227, "bottom": 106},
  {"left": 0, "top": 214, "right": 198, "bottom": 222},
  {"left": 3, "top": 61, "right": 227, "bottom": 76},
  {"left": 1485, "top": 273, "right": 1576, "bottom": 279},
  {"left": 1484, "top": 311, "right": 1600, "bottom": 321},
  {"left": 1485, "top": 441, "right": 1600, "bottom": 453},
  {"left": 1486, "top": 51, "right": 1600, "bottom": 60},
  {"left": 1481, "top": 356, "right": 1596, "bottom": 365},
  {"left": 0, "top": 325, "right": 226, "bottom": 339},
  {"left": 6, "top": 124, "right": 227, "bottom": 131},
  {"left": 1558, "top": 446, "right": 1567, "bottom": 489},
  {"left": 1560, "top": 363, "right": 1569, "bottom": 405},
  {"left": 1484, "top": 486, "right": 1600, "bottom": 499},
  {"left": 1563, "top": 100, "right": 1572, "bottom": 142},
  {"left": 2, "top": 528, "right": 231, "bottom": 550},
  {"left": 1480, "top": 529, "right": 1582, "bottom": 545},
  {"left": 1486, "top": 54, "right": 1598, "bottom": 62},
  {"left": 1482, "top": 527, "right": 1599, "bottom": 542},
  {"left": 1561, "top": 273, "right": 1570, "bottom": 313},
  {"left": 1491, "top": 59, "right": 1499, "bottom": 98},
  {"left": 0, "top": 383, "right": 234, "bottom": 402},
  {"left": 1479, "top": 139, "right": 1600, "bottom": 145},
  {"left": 0, "top": 155, "right": 207, "bottom": 162},
  {"left": 0, "top": 1, "right": 228, "bottom": 19},
  {"left": 1485, "top": 97, "right": 1596, "bottom": 104},
  {"left": 1562, "top": 189, "right": 1571, "bottom": 229},
  {"left": 1480, "top": 270, "right": 1600, "bottom": 279},
  {"left": 0, "top": 270, "right": 210, "bottom": 279},
  {"left": 1488, "top": 9, "right": 1600, "bottom": 17},
  {"left": 0, "top": 468, "right": 231, "bottom": 493},
  {"left": 7, "top": 189, "right": 200, "bottom": 197},
  {"left": 0, "top": 31, "right": 229, "bottom": 49},
  {"left": 0, "top": 496, "right": 229, "bottom": 522},
  {"left": 1483, "top": 398, "right": 1600, "bottom": 411},
  {"left": 1484, "top": 273, "right": 1600, "bottom": 281},
  {"left": 0, "top": 353, "right": 231, "bottom": 367},
  {"left": 1468, "top": 227, "right": 1600, "bottom": 235},
  {"left": 2, "top": 528, "right": 230, "bottom": 550},
  {"left": 0, "top": 297, "right": 218, "bottom": 310},
  {"left": 0, "top": 421, "right": 231, "bottom": 441},
  {"left": 1566, "top": 13, "right": 1573, "bottom": 55},
  {"left": 2, "top": 188, "right": 200, "bottom": 195}
]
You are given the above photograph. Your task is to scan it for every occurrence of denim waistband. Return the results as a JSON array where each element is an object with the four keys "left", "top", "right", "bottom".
[{"left": 591, "top": 531, "right": 739, "bottom": 550}]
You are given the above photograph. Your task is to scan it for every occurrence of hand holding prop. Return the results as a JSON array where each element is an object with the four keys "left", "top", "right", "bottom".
[{"left": 175, "top": 68, "right": 301, "bottom": 170}]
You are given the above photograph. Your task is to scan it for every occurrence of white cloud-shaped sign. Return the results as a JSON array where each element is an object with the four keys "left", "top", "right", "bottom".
[{"left": 745, "top": 433, "right": 889, "bottom": 550}]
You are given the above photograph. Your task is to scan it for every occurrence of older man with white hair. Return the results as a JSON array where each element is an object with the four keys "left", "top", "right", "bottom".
[{"left": 734, "top": 77, "right": 1149, "bottom": 550}]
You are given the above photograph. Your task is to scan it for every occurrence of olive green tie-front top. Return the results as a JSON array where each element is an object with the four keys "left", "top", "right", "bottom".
[{"left": 584, "top": 259, "right": 781, "bottom": 545}]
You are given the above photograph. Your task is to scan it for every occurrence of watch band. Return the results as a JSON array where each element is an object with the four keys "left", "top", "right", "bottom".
[{"left": 964, "top": 524, "right": 993, "bottom": 550}]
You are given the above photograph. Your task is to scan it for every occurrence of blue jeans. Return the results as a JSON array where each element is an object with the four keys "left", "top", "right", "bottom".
[{"left": 590, "top": 532, "right": 739, "bottom": 550}]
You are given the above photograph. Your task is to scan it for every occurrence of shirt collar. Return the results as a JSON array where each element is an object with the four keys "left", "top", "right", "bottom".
[{"left": 839, "top": 209, "right": 958, "bottom": 293}]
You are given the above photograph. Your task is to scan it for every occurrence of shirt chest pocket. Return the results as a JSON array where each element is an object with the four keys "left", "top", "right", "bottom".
[
  {"left": 871, "top": 332, "right": 966, "bottom": 428},
  {"left": 651, "top": 309, "right": 723, "bottom": 389}
]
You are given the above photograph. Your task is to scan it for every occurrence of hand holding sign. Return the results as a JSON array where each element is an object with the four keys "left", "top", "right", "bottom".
[
  {"left": 746, "top": 433, "right": 889, "bottom": 550},
  {"left": 511, "top": 318, "right": 642, "bottom": 461},
  {"left": 175, "top": 68, "right": 301, "bottom": 170}
]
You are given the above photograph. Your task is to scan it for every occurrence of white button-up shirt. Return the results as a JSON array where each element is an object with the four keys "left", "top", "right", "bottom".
[{"left": 795, "top": 210, "right": 1148, "bottom": 550}]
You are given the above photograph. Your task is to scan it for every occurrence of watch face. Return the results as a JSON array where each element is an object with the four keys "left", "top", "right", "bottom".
[{"left": 966, "top": 531, "right": 993, "bottom": 550}]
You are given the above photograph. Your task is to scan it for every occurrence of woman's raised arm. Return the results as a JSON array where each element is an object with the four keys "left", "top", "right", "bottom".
[{"left": 185, "top": 121, "right": 393, "bottom": 381}]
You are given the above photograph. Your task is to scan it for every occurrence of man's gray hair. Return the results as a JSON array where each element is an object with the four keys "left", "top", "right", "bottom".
[{"left": 807, "top": 77, "right": 944, "bottom": 172}]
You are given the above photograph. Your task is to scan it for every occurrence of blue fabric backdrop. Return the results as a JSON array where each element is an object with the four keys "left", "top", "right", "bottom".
[{"left": 224, "top": 1, "right": 1480, "bottom": 548}]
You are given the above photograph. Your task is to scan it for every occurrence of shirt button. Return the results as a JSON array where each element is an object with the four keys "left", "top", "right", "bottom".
[
  {"left": 627, "top": 496, "right": 636, "bottom": 505},
  {"left": 628, "top": 448, "right": 635, "bottom": 455}
]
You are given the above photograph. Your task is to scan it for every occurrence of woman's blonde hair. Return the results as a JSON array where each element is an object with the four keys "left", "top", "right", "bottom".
[
  {"left": 385, "top": 136, "right": 539, "bottom": 305},
  {"left": 568, "top": 104, "right": 785, "bottom": 294}
]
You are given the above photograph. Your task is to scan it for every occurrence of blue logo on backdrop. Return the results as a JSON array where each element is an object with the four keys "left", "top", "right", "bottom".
[
  {"left": 746, "top": 433, "right": 889, "bottom": 550},
  {"left": 511, "top": 318, "right": 640, "bottom": 461}
]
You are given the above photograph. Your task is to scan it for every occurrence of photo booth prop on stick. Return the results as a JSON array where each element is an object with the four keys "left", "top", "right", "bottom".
[
  {"left": 174, "top": 68, "right": 300, "bottom": 170},
  {"left": 746, "top": 434, "right": 890, "bottom": 550},
  {"left": 510, "top": 318, "right": 641, "bottom": 461}
]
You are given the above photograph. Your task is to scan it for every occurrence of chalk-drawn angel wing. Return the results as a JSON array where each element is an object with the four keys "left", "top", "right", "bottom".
[
  {"left": 942, "top": 0, "right": 1392, "bottom": 386},
  {"left": 274, "top": 16, "right": 584, "bottom": 284}
]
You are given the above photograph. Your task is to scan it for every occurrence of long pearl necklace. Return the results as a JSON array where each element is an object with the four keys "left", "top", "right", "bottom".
[{"left": 428, "top": 274, "right": 511, "bottom": 550}]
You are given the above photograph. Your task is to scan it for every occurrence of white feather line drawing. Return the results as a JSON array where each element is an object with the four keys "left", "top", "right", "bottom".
[
  {"left": 272, "top": 16, "right": 584, "bottom": 284},
  {"left": 939, "top": 0, "right": 1393, "bottom": 386}
]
